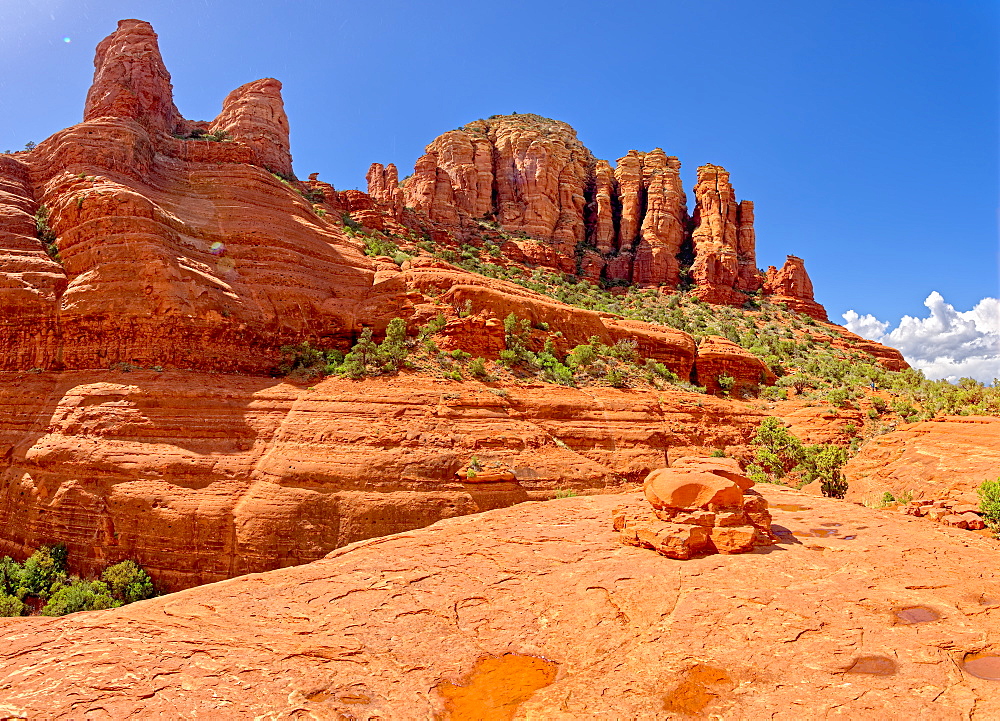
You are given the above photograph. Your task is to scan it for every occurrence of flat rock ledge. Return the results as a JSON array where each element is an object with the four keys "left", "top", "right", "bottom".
[{"left": 0, "top": 485, "right": 998, "bottom": 719}]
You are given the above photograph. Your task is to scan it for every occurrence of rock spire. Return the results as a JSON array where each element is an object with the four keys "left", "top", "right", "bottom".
[{"left": 371, "top": 113, "right": 820, "bottom": 314}]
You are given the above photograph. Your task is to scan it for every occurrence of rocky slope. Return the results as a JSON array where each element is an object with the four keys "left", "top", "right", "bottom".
[
  {"left": 1, "top": 486, "right": 997, "bottom": 718},
  {"left": 846, "top": 415, "right": 1000, "bottom": 506}
]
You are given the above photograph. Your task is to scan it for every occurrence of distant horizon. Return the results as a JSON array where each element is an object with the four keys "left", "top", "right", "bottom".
[{"left": 0, "top": 1, "right": 996, "bottom": 381}]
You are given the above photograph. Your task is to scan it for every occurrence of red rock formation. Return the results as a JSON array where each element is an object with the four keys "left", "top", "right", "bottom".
[
  {"left": 630, "top": 150, "right": 688, "bottom": 286},
  {"left": 385, "top": 117, "right": 831, "bottom": 316},
  {"left": 210, "top": 78, "right": 293, "bottom": 178},
  {"left": 2, "top": 486, "right": 997, "bottom": 719},
  {"left": 0, "top": 370, "right": 770, "bottom": 591},
  {"left": 764, "top": 255, "right": 828, "bottom": 320},
  {"left": 615, "top": 458, "right": 774, "bottom": 558},
  {"left": 83, "top": 19, "right": 182, "bottom": 134},
  {"left": 588, "top": 159, "right": 616, "bottom": 255},
  {"left": 1, "top": 19, "right": 381, "bottom": 373},
  {"left": 736, "top": 200, "right": 763, "bottom": 293},
  {"left": 694, "top": 335, "right": 777, "bottom": 395},
  {"left": 366, "top": 162, "right": 404, "bottom": 217},
  {"left": 689, "top": 164, "right": 764, "bottom": 304},
  {"left": 845, "top": 415, "right": 1000, "bottom": 506},
  {"left": 0, "top": 155, "right": 64, "bottom": 368}
]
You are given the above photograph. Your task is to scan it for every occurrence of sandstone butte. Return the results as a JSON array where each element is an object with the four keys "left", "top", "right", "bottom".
[
  {"left": 0, "top": 486, "right": 998, "bottom": 718},
  {"left": 0, "top": 16, "right": 918, "bottom": 594}
]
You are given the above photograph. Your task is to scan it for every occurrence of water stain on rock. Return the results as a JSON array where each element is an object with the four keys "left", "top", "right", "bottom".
[
  {"left": 773, "top": 504, "right": 811, "bottom": 512},
  {"left": 962, "top": 653, "right": 1000, "bottom": 680},
  {"left": 847, "top": 656, "right": 897, "bottom": 676},
  {"left": 794, "top": 528, "right": 840, "bottom": 538},
  {"left": 663, "top": 664, "right": 734, "bottom": 715},
  {"left": 436, "top": 654, "right": 559, "bottom": 720},
  {"left": 894, "top": 606, "right": 941, "bottom": 624}
]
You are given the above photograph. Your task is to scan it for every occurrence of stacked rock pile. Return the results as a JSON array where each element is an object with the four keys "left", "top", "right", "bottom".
[
  {"left": 901, "top": 499, "right": 987, "bottom": 530},
  {"left": 613, "top": 457, "right": 776, "bottom": 559}
]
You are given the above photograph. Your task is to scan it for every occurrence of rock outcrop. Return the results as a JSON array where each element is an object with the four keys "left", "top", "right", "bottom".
[
  {"left": 209, "top": 78, "right": 293, "bottom": 178},
  {"left": 0, "top": 370, "right": 770, "bottom": 591},
  {"left": 83, "top": 19, "right": 182, "bottom": 134},
  {"left": 614, "top": 457, "right": 775, "bottom": 558},
  {"left": 764, "top": 255, "right": 828, "bottom": 320},
  {"left": 689, "top": 164, "right": 763, "bottom": 303},
  {"left": 694, "top": 335, "right": 777, "bottom": 395},
  {"left": 1, "top": 486, "right": 997, "bottom": 718},
  {"left": 845, "top": 415, "right": 1000, "bottom": 507},
  {"left": 374, "top": 114, "right": 822, "bottom": 312}
]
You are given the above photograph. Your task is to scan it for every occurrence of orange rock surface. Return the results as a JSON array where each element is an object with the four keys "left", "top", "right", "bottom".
[
  {"left": 694, "top": 334, "right": 777, "bottom": 395},
  {"left": 0, "top": 370, "right": 771, "bottom": 591},
  {"left": 845, "top": 415, "right": 1000, "bottom": 506},
  {"left": 1, "top": 486, "right": 997, "bottom": 718}
]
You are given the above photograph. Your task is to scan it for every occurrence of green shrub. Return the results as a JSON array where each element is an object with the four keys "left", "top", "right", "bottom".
[
  {"left": 0, "top": 594, "right": 25, "bottom": 617},
  {"left": 277, "top": 341, "right": 343, "bottom": 378},
  {"left": 604, "top": 367, "right": 627, "bottom": 388},
  {"left": 101, "top": 560, "right": 156, "bottom": 603},
  {"left": 798, "top": 444, "right": 849, "bottom": 499},
  {"left": 41, "top": 580, "right": 119, "bottom": 616},
  {"left": 717, "top": 375, "right": 735, "bottom": 395},
  {"left": 978, "top": 479, "right": 1000, "bottom": 526},
  {"left": 566, "top": 343, "right": 597, "bottom": 369},
  {"left": 418, "top": 313, "right": 447, "bottom": 339},
  {"left": 18, "top": 544, "right": 68, "bottom": 599},
  {"left": 0, "top": 556, "right": 22, "bottom": 596},
  {"left": 34, "top": 206, "right": 60, "bottom": 262},
  {"left": 339, "top": 327, "right": 378, "bottom": 378},
  {"left": 710, "top": 449, "right": 727, "bottom": 458},
  {"left": 469, "top": 357, "right": 489, "bottom": 379}
]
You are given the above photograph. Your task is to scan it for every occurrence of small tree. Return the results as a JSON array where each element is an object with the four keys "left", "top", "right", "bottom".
[
  {"left": 0, "top": 556, "right": 22, "bottom": 596},
  {"left": 376, "top": 318, "right": 409, "bottom": 371},
  {"left": 340, "top": 328, "right": 378, "bottom": 378},
  {"left": 101, "top": 560, "right": 156, "bottom": 603},
  {"left": 18, "top": 544, "right": 68, "bottom": 599}
]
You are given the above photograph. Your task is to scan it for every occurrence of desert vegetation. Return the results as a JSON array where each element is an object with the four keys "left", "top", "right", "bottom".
[{"left": 0, "top": 545, "right": 156, "bottom": 617}]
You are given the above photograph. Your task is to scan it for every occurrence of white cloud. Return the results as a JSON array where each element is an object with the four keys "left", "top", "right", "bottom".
[{"left": 843, "top": 292, "right": 1000, "bottom": 384}]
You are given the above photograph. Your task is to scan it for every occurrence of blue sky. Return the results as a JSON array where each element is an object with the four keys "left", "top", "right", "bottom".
[{"left": 1, "top": 0, "right": 997, "bottom": 378}]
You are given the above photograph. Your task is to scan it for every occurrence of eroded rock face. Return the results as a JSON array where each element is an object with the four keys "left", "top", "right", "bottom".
[
  {"left": 0, "top": 371, "right": 770, "bottom": 591},
  {"left": 84, "top": 19, "right": 182, "bottom": 134},
  {"left": 210, "top": 78, "right": 293, "bottom": 178},
  {"left": 3, "top": 486, "right": 995, "bottom": 719},
  {"left": 614, "top": 458, "right": 775, "bottom": 558},
  {"left": 845, "top": 415, "right": 1000, "bottom": 507},
  {"left": 689, "top": 165, "right": 763, "bottom": 304},
  {"left": 764, "top": 255, "right": 828, "bottom": 321},
  {"left": 383, "top": 115, "right": 805, "bottom": 308}
]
